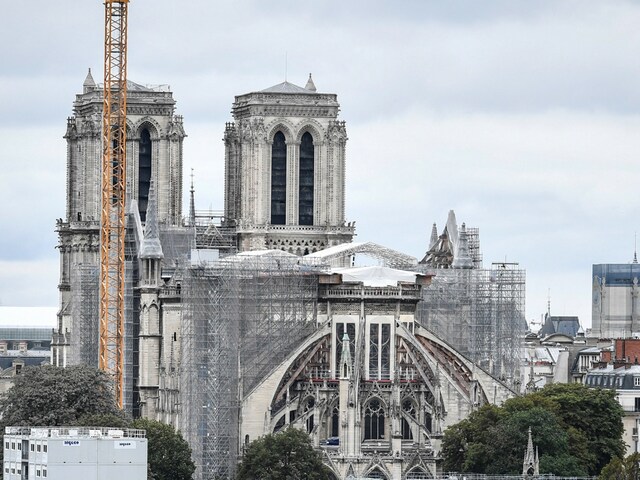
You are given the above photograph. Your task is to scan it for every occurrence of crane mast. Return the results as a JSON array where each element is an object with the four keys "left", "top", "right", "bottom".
[{"left": 100, "top": 0, "right": 129, "bottom": 408}]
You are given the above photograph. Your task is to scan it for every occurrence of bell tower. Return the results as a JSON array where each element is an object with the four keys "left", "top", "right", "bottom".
[{"left": 223, "top": 75, "right": 354, "bottom": 254}]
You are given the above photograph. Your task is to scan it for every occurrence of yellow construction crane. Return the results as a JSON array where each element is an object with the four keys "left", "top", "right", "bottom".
[{"left": 100, "top": 0, "right": 129, "bottom": 408}]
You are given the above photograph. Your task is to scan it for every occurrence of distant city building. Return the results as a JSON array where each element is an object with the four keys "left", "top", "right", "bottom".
[
  {"left": 3, "top": 426, "right": 147, "bottom": 480},
  {"left": 538, "top": 315, "right": 581, "bottom": 338},
  {"left": 0, "top": 326, "right": 52, "bottom": 394},
  {"left": 592, "top": 263, "right": 640, "bottom": 339},
  {"left": 585, "top": 338, "right": 640, "bottom": 455}
]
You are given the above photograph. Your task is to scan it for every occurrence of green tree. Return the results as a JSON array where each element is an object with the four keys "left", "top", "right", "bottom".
[
  {"left": 131, "top": 418, "right": 195, "bottom": 480},
  {"left": 236, "top": 428, "right": 333, "bottom": 480},
  {"left": 0, "top": 365, "right": 195, "bottom": 480},
  {"left": 599, "top": 452, "right": 640, "bottom": 480},
  {"left": 0, "top": 365, "right": 119, "bottom": 426},
  {"left": 442, "top": 383, "right": 624, "bottom": 476}
]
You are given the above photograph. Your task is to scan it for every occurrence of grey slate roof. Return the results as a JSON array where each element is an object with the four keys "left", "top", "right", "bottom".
[
  {"left": 539, "top": 315, "right": 581, "bottom": 338},
  {"left": 261, "top": 81, "right": 315, "bottom": 94}
]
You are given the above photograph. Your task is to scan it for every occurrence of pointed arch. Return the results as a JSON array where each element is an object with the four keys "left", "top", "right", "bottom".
[
  {"left": 363, "top": 397, "right": 386, "bottom": 440},
  {"left": 294, "top": 120, "right": 324, "bottom": 144},
  {"left": 133, "top": 116, "right": 163, "bottom": 139},
  {"left": 406, "top": 467, "right": 432, "bottom": 479},
  {"left": 265, "top": 120, "right": 295, "bottom": 144},
  {"left": 364, "top": 467, "right": 388, "bottom": 479}
]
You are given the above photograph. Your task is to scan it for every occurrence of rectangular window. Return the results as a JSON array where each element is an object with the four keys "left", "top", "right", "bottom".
[
  {"left": 4, "top": 442, "right": 7, "bottom": 450},
  {"left": 634, "top": 376, "right": 640, "bottom": 387},
  {"left": 635, "top": 398, "right": 640, "bottom": 412},
  {"left": 369, "top": 323, "right": 379, "bottom": 378},
  {"left": 11, "top": 442, "right": 15, "bottom": 450},
  {"left": 30, "top": 444, "right": 34, "bottom": 452},
  {"left": 43, "top": 469, "right": 47, "bottom": 478},
  {"left": 17, "top": 443, "right": 21, "bottom": 451},
  {"left": 36, "top": 444, "right": 41, "bottom": 452},
  {"left": 43, "top": 443, "right": 47, "bottom": 453},
  {"left": 381, "top": 323, "right": 391, "bottom": 379},
  {"left": 36, "top": 468, "right": 41, "bottom": 477}
]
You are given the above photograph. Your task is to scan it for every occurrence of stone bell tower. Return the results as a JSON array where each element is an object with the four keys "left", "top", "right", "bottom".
[{"left": 223, "top": 74, "right": 355, "bottom": 254}]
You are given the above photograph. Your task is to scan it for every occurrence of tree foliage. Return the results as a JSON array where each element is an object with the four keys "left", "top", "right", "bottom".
[
  {"left": 442, "top": 383, "right": 625, "bottom": 476},
  {"left": 0, "top": 365, "right": 120, "bottom": 426},
  {"left": 132, "top": 418, "right": 195, "bottom": 480},
  {"left": 599, "top": 453, "right": 640, "bottom": 480},
  {"left": 236, "top": 428, "right": 333, "bottom": 480}
]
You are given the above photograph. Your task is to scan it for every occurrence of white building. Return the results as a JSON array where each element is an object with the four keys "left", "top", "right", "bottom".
[
  {"left": 585, "top": 365, "right": 640, "bottom": 455},
  {"left": 3, "top": 426, "right": 147, "bottom": 480}
]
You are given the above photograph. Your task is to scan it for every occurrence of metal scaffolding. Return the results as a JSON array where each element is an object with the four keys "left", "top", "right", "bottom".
[
  {"left": 179, "top": 252, "right": 321, "bottom": 480},
  {"left": 70, "top": 264, "right": 99, "bottom": 366},
  {"left": 416, "top": 263, "right": 525, "bottom": 387}
]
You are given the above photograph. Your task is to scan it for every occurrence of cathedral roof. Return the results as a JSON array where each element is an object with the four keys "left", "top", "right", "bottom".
[{"left": 261, "top": 81, "right": 316, "bottom": 94}]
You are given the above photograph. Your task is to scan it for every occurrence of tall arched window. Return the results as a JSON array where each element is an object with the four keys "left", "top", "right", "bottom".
[
  {"left": 364, "top": 398, "right": 385, "bottom": 440},
  {"left": 298, "top": 132, "right": 314, "bottom": 225},
  {"left": 138, "top": 128, "right": 152, "bottom": 222},
  {"left": 271, "top": 131, "right": 287, "bottom": 225},
  {"left": 331, "top": 405, "right": 340, "bottom": 437}
]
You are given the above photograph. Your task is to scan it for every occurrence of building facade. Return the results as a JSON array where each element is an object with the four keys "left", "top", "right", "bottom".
[
  {"left": 3, "top": 426, "right": 147, "bottom": 480},
  {"left": 238, "top": 248, "right": 515, "bottom": 479},
  {"left": 592, "top": 263, "right": 640, "bottom": 339}
]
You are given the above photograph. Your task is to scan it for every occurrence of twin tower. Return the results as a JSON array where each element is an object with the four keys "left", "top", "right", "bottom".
[{"left": 55, "top": 72, "right": 354, "bottom": 369}]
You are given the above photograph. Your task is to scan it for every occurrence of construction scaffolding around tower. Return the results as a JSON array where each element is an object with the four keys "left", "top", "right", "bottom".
[
  {"left": 70, "top": 264, "right": 99, "bottom": 366},
  {"left": 416, "top": 263, "right": 525, "bottom": 387},
  {"left": 179, "top": 252, "right": 322, "bottom": 479}
]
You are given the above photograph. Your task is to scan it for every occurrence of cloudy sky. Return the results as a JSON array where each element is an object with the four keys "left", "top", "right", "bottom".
[{"left": 1, "top": 0, "right": 639, "bottom": 328}]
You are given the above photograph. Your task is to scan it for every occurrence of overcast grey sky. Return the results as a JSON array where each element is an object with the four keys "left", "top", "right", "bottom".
[{"left": 1, "top": 0, "right": 639, "bottom": 328}]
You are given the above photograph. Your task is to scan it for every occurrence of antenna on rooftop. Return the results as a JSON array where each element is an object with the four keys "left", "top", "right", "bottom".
[
  {"left": 634, "top": 232, "right": 638, "bottom": 264},
  {"left": 547, "top": 288, "right": 551, "bottom": 317}
]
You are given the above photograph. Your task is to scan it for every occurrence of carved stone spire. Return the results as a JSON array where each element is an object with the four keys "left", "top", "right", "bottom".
[
  {"left": 139, "top": 179, "right": 163, "bottom": 259},
  {"left": 83, "top": 68, "right": 96, "bottom": 93},
  {"left": 429, "top": 223, "right": 438, "bottom": 250},
  {"left": 305, "top": 73, "right": 317, "bottom": 92},
  {"left": 339, "top": 333, "right": 352, "bottom": 379},
  {"left": 452, "top": 223, "right": 473, "bottom": 269},
  {"left": 189, "top": 168, "right": 196, "bottom": 227},
  {"left": 522, "top": 426, "right": 539, "bottom": 476}
]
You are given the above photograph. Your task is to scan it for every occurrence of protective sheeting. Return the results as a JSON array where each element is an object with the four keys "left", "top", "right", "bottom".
[{"left": 331, "top": 265, "right": 419, "bottom": 287}]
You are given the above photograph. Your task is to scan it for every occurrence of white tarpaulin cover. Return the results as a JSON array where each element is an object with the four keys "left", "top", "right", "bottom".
[{"left": 331, "top": 266, "right": 419, "bottom": 287}]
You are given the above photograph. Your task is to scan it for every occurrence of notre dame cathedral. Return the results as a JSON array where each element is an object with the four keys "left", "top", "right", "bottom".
[{"left": 53, "top": 71, "right": 521, "bottom": 480}]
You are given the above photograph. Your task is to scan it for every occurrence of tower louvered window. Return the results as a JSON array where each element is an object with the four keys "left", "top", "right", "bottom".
[
  {"left": 139, "top": 129, "right": 152, "bottom": 222},
  {"left": 271, "top": 131, "right": 287, "bottom": 225},
  {"left": 299, "top": 132, "right": 314, "bottom": 225}
]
